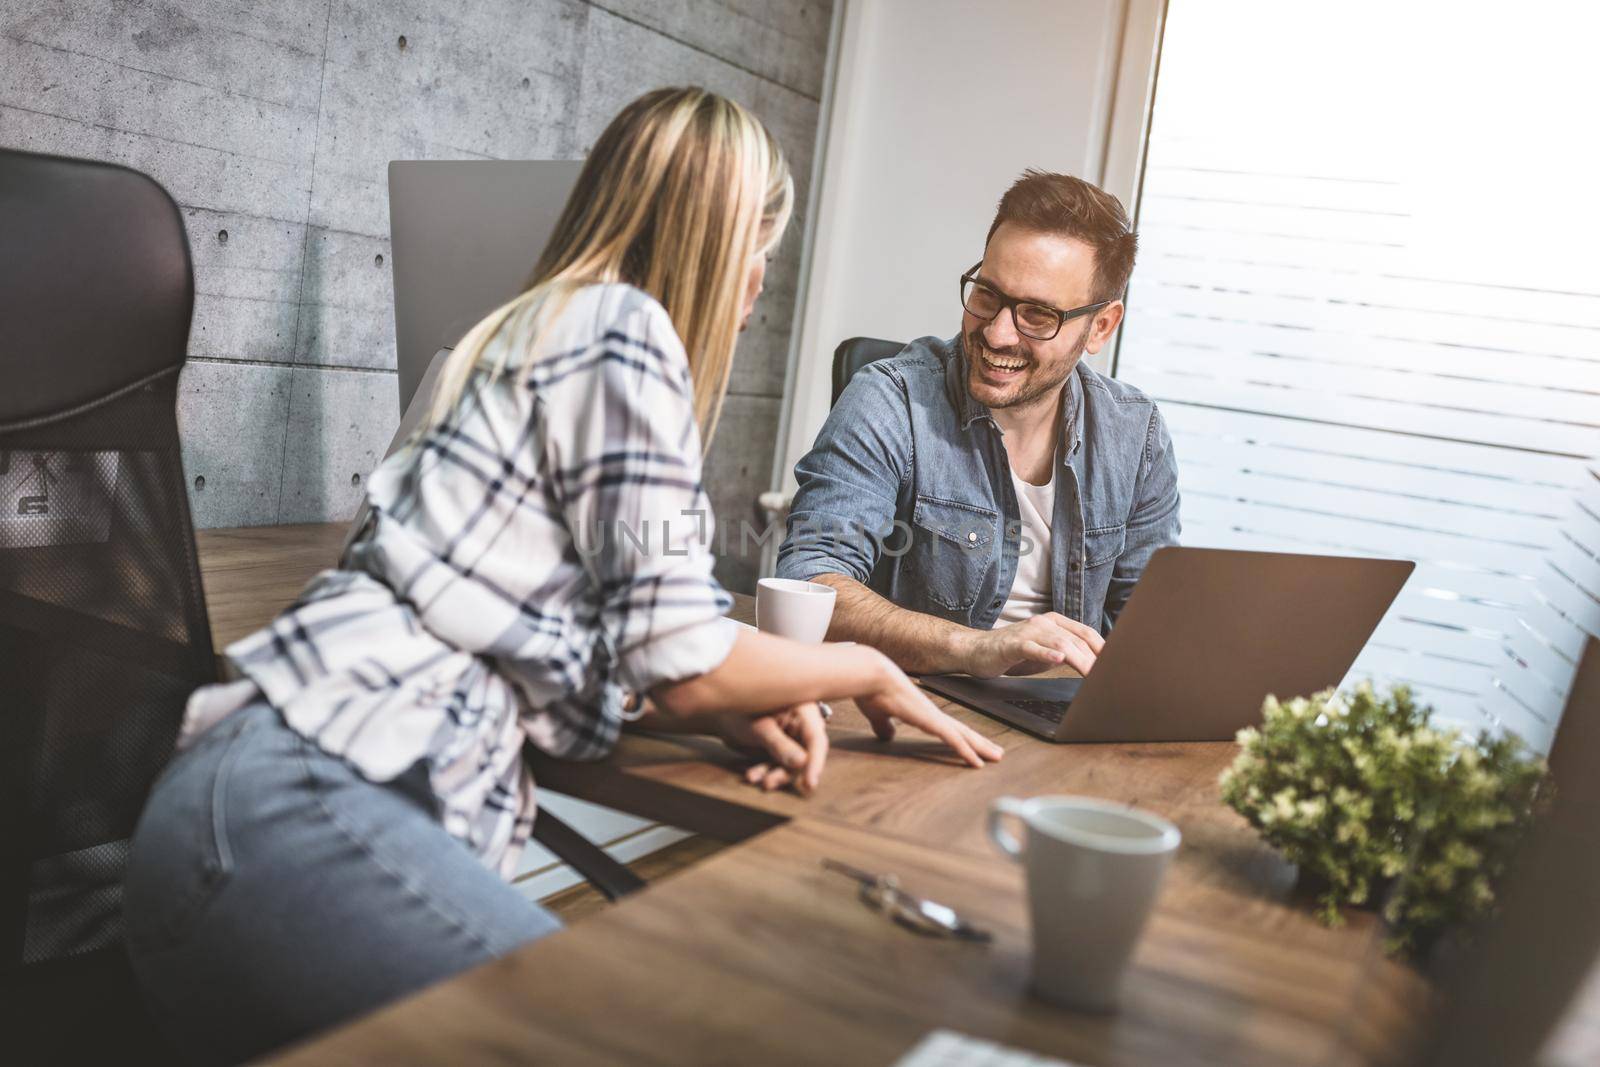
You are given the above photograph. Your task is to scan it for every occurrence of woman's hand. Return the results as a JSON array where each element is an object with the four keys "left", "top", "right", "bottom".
[
  {"left": 736, "top": 650, "right": 1004, "bottom": 786},
  {"left": 716, "top": 703, "right": 829, "bottom": 796},
  {"left": 649, "top": 631, "right": 1003, "bottom": 775},
  {"left": 851, "top": 647, "right": 1005, "bottom": 767}
]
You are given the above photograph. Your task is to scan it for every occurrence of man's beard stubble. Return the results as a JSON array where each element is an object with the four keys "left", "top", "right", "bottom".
[{"left": 962, "top": 320, "right": 1091, "bottom": 411}]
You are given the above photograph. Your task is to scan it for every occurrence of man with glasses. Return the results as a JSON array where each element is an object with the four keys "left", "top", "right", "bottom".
[{"left": 775, "top": 170, "right": 1179, "bottom": 678}]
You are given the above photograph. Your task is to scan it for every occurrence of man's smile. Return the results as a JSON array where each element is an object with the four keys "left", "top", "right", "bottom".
[
  {"left": 979, "top": 350, "right": 1027, "bottom": 373},
  {"left": 970, "top": 340, "right": 1033, "bottom": 387}
]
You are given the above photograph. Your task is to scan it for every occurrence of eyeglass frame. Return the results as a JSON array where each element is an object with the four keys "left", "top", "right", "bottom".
[{"left": 959, "top": 261, "right": 1113, "bottom": 341}]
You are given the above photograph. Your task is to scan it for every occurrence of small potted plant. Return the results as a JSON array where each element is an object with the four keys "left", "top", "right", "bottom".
[{"left": 1219, "top": 681, "right": 1549, "bottom": 955}]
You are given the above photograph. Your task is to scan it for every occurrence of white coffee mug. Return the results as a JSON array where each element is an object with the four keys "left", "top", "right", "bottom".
[
  {"left": 754, "top": 578, "right": 836, "bottom": 643},
  {"left": 988, "top": 794, "right": 1180, "bottom": 1012}
]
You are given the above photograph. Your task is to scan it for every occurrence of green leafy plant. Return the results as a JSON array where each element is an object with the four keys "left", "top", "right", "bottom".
[{"left": 1219, "top": 681, "right": 1548, "bottom": 954}]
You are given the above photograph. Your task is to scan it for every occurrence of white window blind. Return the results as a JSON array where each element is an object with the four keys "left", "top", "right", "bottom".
[{"left": 1116, "top": 0, "right": 1600, "bottom": 749}]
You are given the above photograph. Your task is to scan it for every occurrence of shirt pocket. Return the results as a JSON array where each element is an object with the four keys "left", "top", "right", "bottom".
[
  {"left": 908, "top": 496, "right": 999, "bottom": 612},
  {"left": 1085, "top": 522, "right": 1128, "bottom": 568}
]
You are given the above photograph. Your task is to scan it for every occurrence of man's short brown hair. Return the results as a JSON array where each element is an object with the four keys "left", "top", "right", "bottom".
[{"left": 985, "top": 170, "right": 1138, "bottom": 303}]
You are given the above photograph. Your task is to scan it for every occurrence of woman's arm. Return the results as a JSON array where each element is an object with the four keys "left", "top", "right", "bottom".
[
  {"left": 630, "top": 698, "right": 831, "bottom": 796},
  {"left": 649, "top": 629, "right": 876, "bottom": 716},
  {"left": 649, "top": 629, "right": 1002, "bottom": 769}
]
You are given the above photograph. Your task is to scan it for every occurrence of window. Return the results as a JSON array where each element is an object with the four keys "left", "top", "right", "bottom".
[{"left": 1116, "top": 0, "right": 1600, "bottom": 749}]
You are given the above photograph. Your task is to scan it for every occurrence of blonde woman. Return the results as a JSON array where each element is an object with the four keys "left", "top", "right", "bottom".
[{"left": 124, "top": 87, "right": 1001, "bottom": 1064}]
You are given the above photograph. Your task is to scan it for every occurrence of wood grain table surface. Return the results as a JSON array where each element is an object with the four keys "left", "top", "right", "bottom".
[
  {"left": 196, "top": 522, "right": 1429, "bottom": 1066},
  {"left": 194, "top": 521, "right": 349, "bottom": 653},
  {"left": 531, "top": 601, "right": 1350, "bottom": 944},
  {"left": 266, "top": 816, "right": 1423, "bottom": 1067}
]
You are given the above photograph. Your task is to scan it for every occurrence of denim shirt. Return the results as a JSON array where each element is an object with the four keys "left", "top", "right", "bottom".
[{"left": 776, "top": 334, "right": 1181, "bottom": 633}]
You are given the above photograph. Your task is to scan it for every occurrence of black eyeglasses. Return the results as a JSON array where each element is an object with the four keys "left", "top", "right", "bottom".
[{"left": 959, "top": 262, "right": 1110, "bottom": 341}]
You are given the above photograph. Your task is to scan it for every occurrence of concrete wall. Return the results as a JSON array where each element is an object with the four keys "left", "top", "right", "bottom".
[{"left": 0, "top": 0, "right": 832, "bottom": 592}]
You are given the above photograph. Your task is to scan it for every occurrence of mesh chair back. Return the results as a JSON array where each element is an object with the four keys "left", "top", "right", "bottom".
[{"left": 0, "top": 149, "right": 213, "bottom": 966}]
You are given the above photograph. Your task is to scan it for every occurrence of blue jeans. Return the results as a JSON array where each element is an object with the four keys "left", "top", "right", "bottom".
[{"left": 124, "top": 702, "right": 560, "bottom": 1065}]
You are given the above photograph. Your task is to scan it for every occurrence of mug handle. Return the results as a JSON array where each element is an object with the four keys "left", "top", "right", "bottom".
[{"left": 988, "top": 796, "right": 1029, "bottom": 863}]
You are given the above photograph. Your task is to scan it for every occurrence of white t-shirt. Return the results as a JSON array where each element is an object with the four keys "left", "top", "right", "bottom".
[{"left": 998, "top": 464, "right": 1055, "bottom": 625}]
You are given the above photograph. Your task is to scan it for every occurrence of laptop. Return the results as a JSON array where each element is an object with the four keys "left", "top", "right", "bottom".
[
  {"left": 919, "top": 546, "right": 1413, "bottom": 743},
  {"left": 387, "top": 159, "right": 583, "bottom": 416}
]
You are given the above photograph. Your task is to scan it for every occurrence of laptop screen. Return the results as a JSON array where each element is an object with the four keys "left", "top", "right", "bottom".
[{"left": 387, "top": 160, "right": 583, "bottom": 415}]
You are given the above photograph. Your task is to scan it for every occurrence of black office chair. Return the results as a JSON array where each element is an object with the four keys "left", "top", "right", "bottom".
[
  {"left": 1, "top": 148, "right": 210, "bottom": 1060},
  {"left": 747, "top": 336, "right": 912, "bottom": 566},
  {"left": 831, "top": 336, "right": 905, "bottom": 406}
]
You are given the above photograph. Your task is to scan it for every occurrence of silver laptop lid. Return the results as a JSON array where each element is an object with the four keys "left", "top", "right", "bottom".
[
  {"left": 387, "top": 159, "right": 583, "bottom": 414},
  {"left": 1065, "top": 546, "right": 1413, "bottom": 742}
]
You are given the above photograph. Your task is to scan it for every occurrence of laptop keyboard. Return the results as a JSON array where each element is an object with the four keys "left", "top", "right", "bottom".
[{"left": 1006, "top": 699, "right": 1071, "bottom": 724}]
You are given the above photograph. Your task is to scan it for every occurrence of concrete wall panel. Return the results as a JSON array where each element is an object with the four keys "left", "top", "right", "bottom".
[
  {"left": 590, "top": 0, "right": 831, "bottom": 98},
  {"left": 176, "top": 360, "right": 293, "bottom": 528},
  {"left": 703, "top": 392, "right": 783, "bottom": 592},
  {"left": 3, "top": 0, "right": 833, "bottom": 593},
  {"left": 278, "top": 365, "right": 397, "bottom": 524},
  {"left": 184, "top": 205, "right": 306, "bottom": 363}
]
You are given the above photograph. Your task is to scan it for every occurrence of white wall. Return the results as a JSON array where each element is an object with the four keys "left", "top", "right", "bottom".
[{"left": 773, "top": 0, "right": 1146, "bottom": 497}]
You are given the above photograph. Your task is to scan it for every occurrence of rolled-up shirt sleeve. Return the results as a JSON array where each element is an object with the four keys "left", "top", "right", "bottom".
[
  {"left": 542, "top": 301, "right": 735, "bottom": 694},
  {"left": 777, "top": 365, "right": 911, "bottom": 584}
]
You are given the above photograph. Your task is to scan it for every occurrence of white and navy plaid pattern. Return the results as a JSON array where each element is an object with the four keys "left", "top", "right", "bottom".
[{"left": 181, "top": 285, "right": 735, "bottom": 877}]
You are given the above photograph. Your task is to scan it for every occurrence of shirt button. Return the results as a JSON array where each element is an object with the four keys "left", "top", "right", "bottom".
[
  {"left": 968, "top": 532, "right": 977, "bottom": 543},
  {"left": 1070, "top": 558, "right": 1081, "bottom": 571}
]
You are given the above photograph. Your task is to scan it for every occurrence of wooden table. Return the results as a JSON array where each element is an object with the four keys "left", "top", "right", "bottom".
[
  {"left": 524, "top": 604, "right": 1428, "bottom": 1065},
  {"left": 267, "top": 817, "right": 1417, "bottom": 1067},
  {"left": 194, "top": 522, "right": 349, "bottom": 653},
  {"left": 197, "top": 523, "right": 1428, "bottom": 1066},
  {"left": 533, "top": 603, "right": 1317, "bottom": 939}
]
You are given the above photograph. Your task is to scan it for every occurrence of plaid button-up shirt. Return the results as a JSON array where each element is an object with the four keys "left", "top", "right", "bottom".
[{"left": 181, "top": 284, "right": 736, "bottom": 876}]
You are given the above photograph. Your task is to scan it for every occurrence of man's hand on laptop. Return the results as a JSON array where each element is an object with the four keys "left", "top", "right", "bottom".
[{"left": 957, "top": 613, "right": 1103, "bottom": 678}]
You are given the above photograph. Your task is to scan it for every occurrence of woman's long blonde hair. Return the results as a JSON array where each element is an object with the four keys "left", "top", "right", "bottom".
[{"left": 423, "top": 87, "right": 793, "bottom": 448}]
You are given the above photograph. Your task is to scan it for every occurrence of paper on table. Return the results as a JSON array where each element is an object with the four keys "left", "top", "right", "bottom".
[{"left": 891, "top": 1029, "right": 1089, "bottom": 1067}]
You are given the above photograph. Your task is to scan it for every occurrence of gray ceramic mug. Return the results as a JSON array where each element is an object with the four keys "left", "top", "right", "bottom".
[{"left": 988, "top": 794, "right": 1181, "bottom": 1012}]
